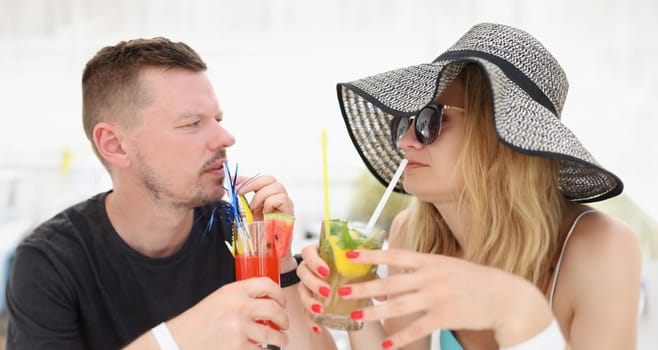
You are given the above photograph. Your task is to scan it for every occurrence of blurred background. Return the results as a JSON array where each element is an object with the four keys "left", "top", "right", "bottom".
[{"left": 1, "top": 0, "right": 656, "bottom": 348}]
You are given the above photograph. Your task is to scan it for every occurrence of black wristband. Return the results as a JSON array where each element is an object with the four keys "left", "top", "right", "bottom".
[{"left": 280, "top": 254, "right": 302, "bottom": 288}]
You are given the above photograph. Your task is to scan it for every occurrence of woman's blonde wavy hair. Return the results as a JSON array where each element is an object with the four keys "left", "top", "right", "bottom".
[{"left": 405, "top": 63, "right": 567, "bottom": 289}]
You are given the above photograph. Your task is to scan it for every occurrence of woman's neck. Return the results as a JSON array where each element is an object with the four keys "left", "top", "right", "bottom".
[{"left": 433, "top": 202, "right": 468, "bottom": 250}]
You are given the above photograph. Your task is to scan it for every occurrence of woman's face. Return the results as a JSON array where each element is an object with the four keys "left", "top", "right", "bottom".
[{"left": 400, "top": 78, "right": 467, "bottom": 203}]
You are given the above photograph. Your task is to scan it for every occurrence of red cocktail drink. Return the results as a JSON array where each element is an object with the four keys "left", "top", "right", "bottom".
[
  {"left": 235, "top": 253, "right": 280, "bottom": 330},
  {"left": 233, "top": 221, "right": 281, "bottom": 337},
  {"left": 235, "top": 254, "right": 280, "bottom": 281}
]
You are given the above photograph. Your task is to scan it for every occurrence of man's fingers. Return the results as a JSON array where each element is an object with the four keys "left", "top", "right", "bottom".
[
  {"left": 244, "top": 321, "right": 289, "bottom": 348},
  {"left": 234, "top": 175, "right": 293, "bottom": 217},
  {"left": 236, "top": 277, "right": 286, "bottom": 306},
  {"left": 249, "top": 297, "right": 290, "bottom": 331},
  {"left": 260, "top": 192, "right": 294, "bottom": 216}
]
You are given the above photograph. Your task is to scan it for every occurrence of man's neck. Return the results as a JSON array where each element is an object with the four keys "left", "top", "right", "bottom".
[{"left": 105, "top": 190, "right": 195, "bottom": 258}]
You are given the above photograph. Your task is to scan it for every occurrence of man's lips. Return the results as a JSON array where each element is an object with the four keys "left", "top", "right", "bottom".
[{"left": 203, "top": 159, "right": 226, "bottom": 174}]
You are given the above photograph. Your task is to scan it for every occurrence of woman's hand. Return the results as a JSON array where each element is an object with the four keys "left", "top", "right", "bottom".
[
  {"left": 296, "top": 244, "right": 332, "bottom": 333},
  {"left": 341, "top": 248, "right": 553, "bottom": 349}
]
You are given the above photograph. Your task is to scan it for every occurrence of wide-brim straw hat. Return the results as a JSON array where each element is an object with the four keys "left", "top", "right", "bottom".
[{"left": 337, "top": 23, "right": 622, "bottom": 203}]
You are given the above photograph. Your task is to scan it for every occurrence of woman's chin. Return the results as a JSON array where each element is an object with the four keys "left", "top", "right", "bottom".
[
  {"left": 403, "top": 182, "right": 456, "bottom": 204},
  {"left": 402, "top": 181, "right": 425, "bottom": 197}
]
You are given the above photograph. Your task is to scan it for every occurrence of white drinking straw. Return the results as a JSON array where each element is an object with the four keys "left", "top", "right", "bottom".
[{"left": 367, "top": 159, "right": 408, "bottom": 229}]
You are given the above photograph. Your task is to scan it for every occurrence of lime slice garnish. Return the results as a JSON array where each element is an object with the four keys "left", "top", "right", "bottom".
[{"left": 327, "top": 235, "right": 373, "bottom": 278}]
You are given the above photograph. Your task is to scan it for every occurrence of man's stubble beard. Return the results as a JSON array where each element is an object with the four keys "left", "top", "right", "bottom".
[{"left": 136, "top": 151, "right": 225, "bottom": 209}]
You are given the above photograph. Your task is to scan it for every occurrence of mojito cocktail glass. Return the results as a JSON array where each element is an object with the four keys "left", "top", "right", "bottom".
[{"left": 312, "top": 220, "right": 386, "bottom": 331}]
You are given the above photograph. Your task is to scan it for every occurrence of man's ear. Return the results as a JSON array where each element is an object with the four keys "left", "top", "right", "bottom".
[{"left": 93, "top": 122, "right": 130, "bottom": 168}]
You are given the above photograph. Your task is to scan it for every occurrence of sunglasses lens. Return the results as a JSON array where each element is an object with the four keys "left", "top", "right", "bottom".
[
  {"left": 415, "top": 107, "right": 441, "bottom": 144},
  {"left": 390, "top": 117, "right": 410, "bottom": 147}
]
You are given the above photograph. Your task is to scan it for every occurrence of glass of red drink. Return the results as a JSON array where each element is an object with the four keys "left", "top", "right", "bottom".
[{"left": 233, "top": 221, "right": 280, "bottom": 349}]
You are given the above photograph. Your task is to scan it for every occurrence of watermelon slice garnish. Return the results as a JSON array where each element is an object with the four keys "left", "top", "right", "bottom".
[{"left": 264, "top": 213, "right": 295, "bottom": 259}]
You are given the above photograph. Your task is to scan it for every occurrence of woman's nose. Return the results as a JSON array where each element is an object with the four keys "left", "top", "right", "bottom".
[{"left": 397, "top": 121, "right": 420, "bottom": 149}]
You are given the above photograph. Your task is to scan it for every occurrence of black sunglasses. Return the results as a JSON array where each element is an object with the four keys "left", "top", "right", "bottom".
[{"left": 389, "top": 104, "right": 465, "bottom": 148}]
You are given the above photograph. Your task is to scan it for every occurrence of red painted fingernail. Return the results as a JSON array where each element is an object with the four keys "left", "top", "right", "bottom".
[
  {"left": 319, "top": 286, "right": 330, "bottom": 298},
  {"left": 350, "top": 309, "right": 363, "bottom": 320},
  {"left": 337, "top": 286, "right": 352, "bottom": 296},
  {"left": 311, "top": 304, "right": 322, "bottom": 314},
  {"left": 317, "top": 266, "right": 329, "bottom": 278},
  {"left": 345, "top": 250, "right": 359, "bottom": 259},
  {"left": 312, "top": 325, "right": 321, "bottom": 333},
  {"left": 382, "top": 339, "right": 394, "bottom": 349}
]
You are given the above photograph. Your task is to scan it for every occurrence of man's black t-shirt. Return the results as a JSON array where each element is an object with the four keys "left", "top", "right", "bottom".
[{"left": 6, "top": 192, "right": 236, "bottom": 349}]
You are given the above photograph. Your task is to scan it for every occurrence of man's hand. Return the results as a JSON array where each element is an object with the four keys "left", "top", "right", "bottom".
[
  {"left": 235, "top": 175, "right": 294, "bottom": 220},
  {"left": 159, "top": 277, "right": 289, "bottom": 349}
]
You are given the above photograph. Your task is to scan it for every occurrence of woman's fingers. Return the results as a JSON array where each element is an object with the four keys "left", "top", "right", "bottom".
[
  {"left": 381, "top": 313, "right": 444, "bottom": 350},
  {"left": 296, "top": 257, "right": 331, "bottom": 335},
  {"left": 297, "top": 245, "right": 331, "bottom": 316},
  {"left": 341, "top": 271, "right": 423, "bottom": 300},
  {"left": 353, "top": 289, "right": 430, "bottom": 323},
  {"left": 346, "top": 248, "right": 435, "bottom": 271},
  {"left": 297, "top": 259, "right": 331, "bottom": 306},
  {"left": 300, "top": 244, "right": 330, "bottom": 279},
  {"left": 372, "top": 273, "right": 388, "bottom": 302}
]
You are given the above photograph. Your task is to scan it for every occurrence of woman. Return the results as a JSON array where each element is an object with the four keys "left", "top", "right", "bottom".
[{"left": 297, "top": 23, "right": 641, "bottom": 349}]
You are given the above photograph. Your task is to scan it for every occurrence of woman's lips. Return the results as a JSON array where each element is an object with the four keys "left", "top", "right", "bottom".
[{"left": 405, "top": 160, "right": 427, "bottom": 169}]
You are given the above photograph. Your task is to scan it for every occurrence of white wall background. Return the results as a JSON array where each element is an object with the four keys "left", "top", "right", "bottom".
[
  {"left": 1, "top": 0, "right": 657, "bottom": 226},
  {"left": 1, "top": 0, "right": 657, "bottom": 348}
]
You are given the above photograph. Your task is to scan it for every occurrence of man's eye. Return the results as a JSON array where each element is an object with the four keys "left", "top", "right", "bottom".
[{"left": 185, "top": 121, "right": 201, "bottom": 128}]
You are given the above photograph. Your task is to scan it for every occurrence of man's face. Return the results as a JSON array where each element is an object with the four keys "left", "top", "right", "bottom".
[{"left": 123, "top": 67, "right": 235, "bottom": 208}]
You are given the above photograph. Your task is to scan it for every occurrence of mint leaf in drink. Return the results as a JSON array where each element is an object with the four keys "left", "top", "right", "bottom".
[
  {"left": 340, "top": 225, "right": 357, "bottom": 250},
  {"left": 328, "top": 219, "right": 356, "bottom": 250}
]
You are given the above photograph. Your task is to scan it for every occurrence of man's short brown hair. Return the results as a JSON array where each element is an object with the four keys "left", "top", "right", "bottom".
[{"left": 82, "top": 37, "right": 207, "bottom": 167}]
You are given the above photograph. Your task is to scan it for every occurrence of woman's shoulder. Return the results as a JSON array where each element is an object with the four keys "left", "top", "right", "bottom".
[
  {"left": 559, "top": 205, "right": 642, "bottom": 304},
  {"left": 564, "top": 205, "right": 640, "bottom": 256}
]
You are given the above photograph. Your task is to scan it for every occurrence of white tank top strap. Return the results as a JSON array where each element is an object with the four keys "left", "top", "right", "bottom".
[{"left": 549, "top": 209, "right": 597, "bottom": 308}]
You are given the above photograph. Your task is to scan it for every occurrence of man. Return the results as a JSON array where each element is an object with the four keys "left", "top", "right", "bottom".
[{"left": 6, "top": 37, "right": 335, "bottom": 350}]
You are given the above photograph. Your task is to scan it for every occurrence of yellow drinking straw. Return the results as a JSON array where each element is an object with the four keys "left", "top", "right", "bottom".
[{"left": 322, "top": 129, "right": 331, "bottom": 236}]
